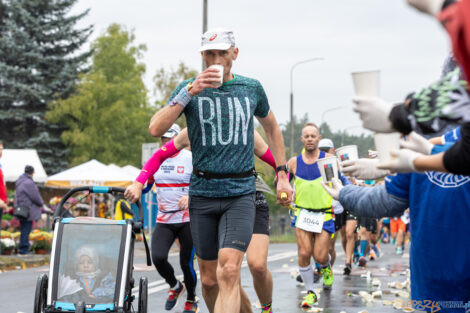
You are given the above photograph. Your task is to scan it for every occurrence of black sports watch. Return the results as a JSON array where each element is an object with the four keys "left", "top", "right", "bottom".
[{"left": 276, "top": 164, "right": 289, "bottom": 174}]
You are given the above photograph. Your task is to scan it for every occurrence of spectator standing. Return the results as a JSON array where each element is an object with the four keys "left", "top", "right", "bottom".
[{"left": 15, "top": 165, "right": 44, "bottom": 255}]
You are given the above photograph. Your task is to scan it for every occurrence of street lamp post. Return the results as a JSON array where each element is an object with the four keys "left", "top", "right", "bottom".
[
  {"left": 290, "top": 58, "right": 324, "bottom": 157},
  {"left": 321, "top": 106, "right": 348, "bottom": 126},
  {"left": 202, "top": 0, "right": 208, "bottom": 70}
]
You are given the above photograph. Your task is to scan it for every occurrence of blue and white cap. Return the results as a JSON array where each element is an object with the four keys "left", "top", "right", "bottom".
[{"left": 200, "top": 28, "right": 236, "bottom": 52}]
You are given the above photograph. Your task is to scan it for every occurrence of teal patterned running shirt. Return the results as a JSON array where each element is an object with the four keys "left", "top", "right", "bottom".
[{"left": 167, "top": 74, "right": 270, "bottom": 198}]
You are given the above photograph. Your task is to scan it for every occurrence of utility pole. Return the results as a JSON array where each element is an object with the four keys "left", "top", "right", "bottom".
[
  {"left": 202, "top": 0, "right": 208, "bottom": 70},
  {"left": 289, "top": 57, "right": 324, "bottom": 157}
]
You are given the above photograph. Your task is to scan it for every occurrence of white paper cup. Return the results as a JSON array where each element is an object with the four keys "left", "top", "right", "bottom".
[
  {"left": 317, "top": 156, "right": 339, "bottom": 183},
  {"left": 336, "top": 145, "right": 358, "bottom": 162},
  {"left": 352, "top": 70, "right": 380, "bottom": 97},
  {"left": 374, "top": 132, "right": 401, "bottom": 163},
  {"left": 209, "top": 64, "right": 224, "bottom": 88}
]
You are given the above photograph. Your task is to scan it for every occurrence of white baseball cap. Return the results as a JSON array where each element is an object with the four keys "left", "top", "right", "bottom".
[
  {"left": 200, "top": 28, "right": 236, "bottom": 52},
  {"left": 318, "top": 138, "right": 334, "bottom": 149},
  {"left": 162, "top": 124, "right": 181, "bottom": 138}
]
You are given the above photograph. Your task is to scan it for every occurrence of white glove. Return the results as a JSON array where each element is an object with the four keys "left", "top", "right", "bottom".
[
  {"left": 342, "top": 158, "right": 391, "bottom": 180},
  {"left": 352, "top": 96, "right": 394, "bottom": 133},
  {"left": 400, "top": 131, "right": 434, "bottom": 155},
  {"left": 407, "top": 0, "right": 446, "bottom": 17},
  {"left": 376, "top": 149, "right": 422, "bottom": 173},
  {"left": 322, "top": 178, "right": 344, "bottom": 200}
]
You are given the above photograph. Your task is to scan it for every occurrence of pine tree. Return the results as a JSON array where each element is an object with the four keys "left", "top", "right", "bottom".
[{"left": 0, "top": 0, "right": 92, "bottom": 174}]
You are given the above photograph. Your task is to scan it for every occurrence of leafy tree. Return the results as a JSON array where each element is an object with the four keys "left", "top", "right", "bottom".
[
  {"left": 152, "top": 62, "right": 198, "bottom": 128},
  {"left": 47, "top": 24, "right": 152, "bottom": 167},
  {"left": 0, "top": 0, "right": 92, "bottom": 174}
]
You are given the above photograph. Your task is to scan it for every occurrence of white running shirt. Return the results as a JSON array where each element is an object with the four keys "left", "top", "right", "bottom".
[{"left": 153, "top": 149, "right": 192, "bottom": 224}]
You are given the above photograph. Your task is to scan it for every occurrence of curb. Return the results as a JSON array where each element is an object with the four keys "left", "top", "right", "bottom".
[{"left": 0, "top": 255, "right": 50, "bottom": 272}]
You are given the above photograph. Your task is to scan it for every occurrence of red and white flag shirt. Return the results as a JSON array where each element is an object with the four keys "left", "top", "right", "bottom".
[{"left": 154, "top": 149, "right": 192, "bottom": 224}]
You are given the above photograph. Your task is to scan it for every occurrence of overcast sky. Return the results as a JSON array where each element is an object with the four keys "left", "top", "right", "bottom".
[{"left": 71, "top": 0, "right": 450, "bottom": 135}]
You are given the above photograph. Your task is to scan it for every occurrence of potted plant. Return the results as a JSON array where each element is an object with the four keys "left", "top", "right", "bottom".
[
  {"left": 1, "top": 238, "right": 16, "bottom": 255},
  {"left": 31, "top": 239, "right": 52, "bottom": 254},
  {"left": 30, "top": 231, "right": 53, "bottom": 254}
]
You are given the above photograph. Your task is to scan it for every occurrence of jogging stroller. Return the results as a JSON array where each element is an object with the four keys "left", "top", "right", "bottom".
[{"left": 34, "top": 186, "right": 152, "bottom": 313}]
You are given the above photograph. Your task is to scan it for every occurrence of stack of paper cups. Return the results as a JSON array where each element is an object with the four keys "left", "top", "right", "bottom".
[
  {"left": 336, "top": 145, "right": 359, "bottom": 162},
  {"left": 374, "top": 133, "right": 401, "bottom": 163},
  {"left": 317, "top": 156, "right": 339, "bottom": 183},
  {"left": 351, "top": 70, "right": 380, "bottom": 97}
]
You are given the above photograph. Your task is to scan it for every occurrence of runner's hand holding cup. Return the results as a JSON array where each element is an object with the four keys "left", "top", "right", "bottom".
[{"left": 189, "top": 67, "right": 223, "bottom": 96}]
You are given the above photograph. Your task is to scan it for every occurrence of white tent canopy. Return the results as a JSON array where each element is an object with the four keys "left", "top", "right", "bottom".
[
  {"left": 1, "top": 149, "right": 48, "bottom": 183},
  {"left": 121, "top": 165, "right": 140, "bottom": 178},
  {"left": 46, "top": 159, "right": 136, "bottom": 188}
]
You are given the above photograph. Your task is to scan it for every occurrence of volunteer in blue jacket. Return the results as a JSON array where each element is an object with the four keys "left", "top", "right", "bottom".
[{"left": 323, "top": 138, "right": 470, "bottom": 312}]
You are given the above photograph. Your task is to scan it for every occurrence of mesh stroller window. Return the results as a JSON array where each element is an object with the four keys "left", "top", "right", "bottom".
[{"left": 54, "top": 223, "right": 124, "bottom": 305}]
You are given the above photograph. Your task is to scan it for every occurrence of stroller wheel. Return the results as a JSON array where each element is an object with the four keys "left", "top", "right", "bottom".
[
  {"left": 138, "top": 277, "right": 148, "bottom": 313},
  {"left": 34, "top": 273, "right": 48, "bottom": 313}
]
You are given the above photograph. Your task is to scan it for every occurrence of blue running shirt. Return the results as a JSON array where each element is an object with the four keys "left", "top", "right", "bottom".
[{"left": 168, "top": 74, "right": 270, "bottom": 197}]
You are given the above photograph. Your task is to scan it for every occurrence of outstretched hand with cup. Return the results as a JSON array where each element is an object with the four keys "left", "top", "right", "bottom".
[
  {"left": 352, "top": 97, "right": 394, "bottom": 133},
  {"left": 377, "top": 149, "right": 423, "bottom": 173},
  {"left": 188, "top": 67, "right": 223, "bottom": 96},
  {"left": 342, "top": 158, "right": 391, "bottom": 180},
  {"left": 321, "top": 178, "right": 344, "bottom": 201}
]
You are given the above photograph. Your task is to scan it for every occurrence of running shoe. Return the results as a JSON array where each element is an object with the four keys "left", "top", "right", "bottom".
[
  {"left": 321, "top": 265, "right": 334, "bottom": 289},
  {"left": 165, "top": 282, "right": 185, "bottom": 310},
  {"left": 369, "top": 250, "right": 376, "bottom": 261},
  {"left": 396, "top": 247, "right": 403, "bottom": 255},
  {"left": 183, "top": 300, "right": 199, "bottom": 313},
  {"left": 261, "top": 302, "right": 273, "bottom": 313},
  {"left": 296, "top": 274, "right": 303, "bottom": 283},
  {"left": 314, "top": 267, "right": 321, "bottom": 283},
  {"left": 301, "top": 291, "right": 318, "bottom": 308},
  {"left": 343, "top": 263, "right": 352, "bottom": 276},
  {"left": 358, "top": 256, "right": 367, "bottom": 267}
]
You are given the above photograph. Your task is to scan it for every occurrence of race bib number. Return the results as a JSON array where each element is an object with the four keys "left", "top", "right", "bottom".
[{"left": 296, "top": 209, "right": 324, "bottom": 233}]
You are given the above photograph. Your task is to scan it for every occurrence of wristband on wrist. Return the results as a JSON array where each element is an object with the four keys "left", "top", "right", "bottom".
[{"left": 170, "top": 84, "right": 193, "bottom": 108}]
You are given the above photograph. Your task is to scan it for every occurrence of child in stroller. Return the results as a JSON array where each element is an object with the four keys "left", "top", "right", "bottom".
[{"left": 58, "top": 245, "right": 115, "bottom": 303}]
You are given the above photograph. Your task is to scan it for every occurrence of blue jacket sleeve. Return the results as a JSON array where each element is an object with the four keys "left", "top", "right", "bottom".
[{"left": 338, "top": 184, "right": 408, "bottom": 218}]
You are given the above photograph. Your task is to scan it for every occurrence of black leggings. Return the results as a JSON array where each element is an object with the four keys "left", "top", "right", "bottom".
[{"left": 151, "top": 222, "right": 196, "bottom": 300}]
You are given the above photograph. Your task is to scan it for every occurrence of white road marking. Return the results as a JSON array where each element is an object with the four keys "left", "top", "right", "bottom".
[{"left": 133, "top": 250, "right": 297, "bottom": 298}]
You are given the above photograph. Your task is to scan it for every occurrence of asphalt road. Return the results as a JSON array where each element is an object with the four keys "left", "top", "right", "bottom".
[{"left": 0, "top": 241, "right": 411, "bottom": 313}]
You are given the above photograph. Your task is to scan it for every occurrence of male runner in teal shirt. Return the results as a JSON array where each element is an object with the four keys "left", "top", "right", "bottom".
[{"left": 148, "top": 28, "right": 292, "bottom": 313}]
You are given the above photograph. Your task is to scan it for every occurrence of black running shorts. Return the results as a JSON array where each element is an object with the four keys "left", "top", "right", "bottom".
[
  {"left": 254, "top": 191, "right": 270, "bottom": 235},
  {"left": 334, "top": 211, "right": 347, "bottom": 232},
  {"left": 358, "top": 216, "right": 378, "bottom": 233},
  {"left": 189, "top": 193, "right": 256, "bottom": 260}
]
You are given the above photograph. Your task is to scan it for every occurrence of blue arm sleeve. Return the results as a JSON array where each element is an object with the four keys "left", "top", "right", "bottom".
[
  {"left": 142, "top": 183, "right": 153, "bottom": 194},
  {"left": 338, "top": 184, "right": 408, "bottom": 218},
  {"left": 431, "top": 143, "right": 455, "bottom": 154}
]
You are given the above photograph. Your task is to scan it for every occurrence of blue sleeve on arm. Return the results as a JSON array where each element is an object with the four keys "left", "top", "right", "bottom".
[
  {"left": 338, "top": 184, "right": 408, "bottom": 218},
  {"left": 431, "top": 143, "right": 455, "bottom": 154},
  {"left": 142, "top": 183, "right": 153, "bottom": 194}
]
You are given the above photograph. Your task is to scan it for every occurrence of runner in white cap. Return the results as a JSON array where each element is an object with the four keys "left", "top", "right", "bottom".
[{"left": 147, "top": 28, "right": 292, "bottom": 313}]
